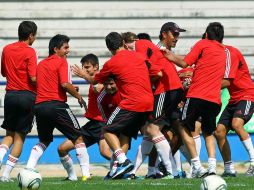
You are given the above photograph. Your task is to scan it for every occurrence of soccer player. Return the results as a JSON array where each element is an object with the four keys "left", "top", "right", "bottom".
[
  {"left": 164, "top": 22, "right": 226, "bottom": 176},
  {"left": 25, "top": 34, "right": 89, "bottom": 180},
  {"left": 0, "top": 21, "right": 37, "bottom": 182},
  {"left": 215, "top": 45, "right": 254, "bottom": 177},
  {"left": 57, "top": 54, "right": 105, "bottom": 181},
  {"left": 72, "top": 32, "right": 154, "bottom": 179}
]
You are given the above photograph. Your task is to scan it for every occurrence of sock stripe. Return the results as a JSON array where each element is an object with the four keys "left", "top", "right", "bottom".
[
  {"left": 8, "top": 155, "right": 18, "bottom": 163},
  {"left": 0, "top": 144, "right": 9, "bottom": 151},
  {"left": 143, "top": 137, "right": 153, "bottom": 142},
  {"left": 114, "top": 149, "right": 124, "bottom": 157},
  {"left": 37, "top": 143, "right": 47, "bottom": 151},
  {"left": 152, "top": 136, "right": 166, "bottom": 144},
  {"left": 75, "top": 143, "right": 86, "bottom": 149}
]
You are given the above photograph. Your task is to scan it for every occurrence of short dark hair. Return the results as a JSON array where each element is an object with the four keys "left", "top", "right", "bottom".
[
  {"left": 18, "top": 21, "right": 37, "bottom": 41},
  {"left": 137, "top": 33, "right": 152, "bottom": 41},
  {"left": 105, "top": 32, "right": 124, "bottom": 51},
  {"left": 121, "top": 32, "right": 138, "bottom": 43},
  {"left": 48, "top": 34, "right": 70, "bottom": 56},
  {"left": 80, "top": 53, "right": 99, "bottom": 67},
  {"left": 205, "top": 22, "right": 224, "bottom": 43}
]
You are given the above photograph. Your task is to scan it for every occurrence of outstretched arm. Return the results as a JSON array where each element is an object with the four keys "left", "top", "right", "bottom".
[
  {"left": 72, "top": 64, "right": 98, "bottom": 85},
  {"left": 163, "top": 50, "right": 188, "bottom": 68}
]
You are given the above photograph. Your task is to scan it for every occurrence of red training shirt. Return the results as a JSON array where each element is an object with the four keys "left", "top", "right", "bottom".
[
  {"left": 94, "top": 50, "right": 154, "bottom": 112},
  {"left": 224, "top": 45, "right": 254, "bottom": 104},
  {"left": 184, "top": 39, "right": 226, "bottom": 104},
  {"left": 1, "top": 41, "right": 37, "bottom": 92},
  {"left": 36, "top": 54, "right": 71, "bottom": 104},
  {"left": 97, "top": 88, "right": 122, "bottom": 121},
  {"left": 84, "top": 84, "right": 103, "bottom": 121}
]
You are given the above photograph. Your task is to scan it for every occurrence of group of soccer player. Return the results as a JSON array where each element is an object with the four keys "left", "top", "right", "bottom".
[{"left": 0, "top": 19, "right": 254, "bottom": 182}]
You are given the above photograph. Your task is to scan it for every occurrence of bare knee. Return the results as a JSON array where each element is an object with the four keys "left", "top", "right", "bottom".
[{"left": 214, "top": 125, "right": 227, "bottom": 140}]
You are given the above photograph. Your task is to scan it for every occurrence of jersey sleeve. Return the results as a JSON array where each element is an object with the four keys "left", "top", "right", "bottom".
[
  {"left": 27, "top": 48, "right": 37, "bottom": 77},
  {"left": 94, "top": 61, "right": 112, "bottom": 84},
  {"left": 58, "top": 59, "right": 70, "bottom": 84},
  {"left": 184, "top": 40, "right": 204, "bottom": 66}
]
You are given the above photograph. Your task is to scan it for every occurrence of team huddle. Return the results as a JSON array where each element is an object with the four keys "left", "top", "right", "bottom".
[{"left": 0, "top": 20, "right": 254, "bottom": 182}]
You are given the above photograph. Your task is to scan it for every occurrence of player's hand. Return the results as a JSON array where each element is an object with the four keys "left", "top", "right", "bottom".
[
  {"left": 163, "top": 50, "right": 175, "bottom": 61},
  {"left": 72, "top": 64, "right": 87, "bottom": 79},
  {"left": 78, "top": 97, "right": 88, "bottom": 112}
]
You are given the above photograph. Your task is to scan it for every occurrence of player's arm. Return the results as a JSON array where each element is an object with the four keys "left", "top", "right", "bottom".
[
  {"left": 1, "top": 52, "right": 6, "bottom": 77},
  {"left": 61, "top": 82, "right": 88, "bottom": 111},
  {"left": 164, "top": 50, "right": 188, "bottom": 68},
  {"left": 93, "top": 83, "right": 104, "bottom": 94},
  {"left": 72, "top": 64, "right": 98, "bottom": 85}
]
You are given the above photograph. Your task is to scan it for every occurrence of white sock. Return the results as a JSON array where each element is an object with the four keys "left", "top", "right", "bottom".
[
  {"left": 131, "top": 137, "right": 153, "bottom": 174},
  {"left": 153, "top": 135, "right": 173, "bottom": 174},
  {"left": 242, "top": 137, "right": 254, "bottom": 163},
  {"left": 147, "top": 166, "right": 156, "bottom": 176},
  {"left": 191, "top": 156, "right": 202, "bottom": 170},
  {"left": 0, "top": 144, "right": 9, "bottom": 163},
  {"left": 2, "top": 154, "right": 18, "bottom": 178},
  {"left": 26, "top": 143, "right": 47, "bottom": 169},
  {"left": 224, "top": 161, "right": 235, "bottom": 173},
  {"left": 171, "top": 155, "right": 178, "bottom": 176},
  {"left": 75, "top": 143, "right": 90, "bottom": 177},
  {"left": 174, "top": 150, "right": 182, "bottom": 172},
  {"left": 193, "top": 135, "right": 201, "bottom": 156},
  {"left": 208, "top": 157, "right": 216, "bottom": 174},
  {"left": 60, "top": 154, "right": 77, "bottom": 180},
  {"left": 114, "top": 149, "right": 127, "bottom": 164}
]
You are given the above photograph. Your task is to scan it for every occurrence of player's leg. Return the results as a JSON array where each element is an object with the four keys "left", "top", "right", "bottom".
[
  {"left": 192, "top": 120, "right": 202, "bottom": 156},
  {"left": 0, "top": 130, "right": 14, "bottom": 168},
  {"left": 58, "top": 139, "right": 77, "bottom": 181},
  {"left": 231, "top": 100, "right": 254, "bottom": 176},
  {"left": 99, "top": 139, "right": 112, "bottom": 161}
]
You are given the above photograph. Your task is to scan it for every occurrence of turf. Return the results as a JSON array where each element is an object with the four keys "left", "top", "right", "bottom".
[{"left": 0, "top": 176, "right": 253, "bottom": 190}]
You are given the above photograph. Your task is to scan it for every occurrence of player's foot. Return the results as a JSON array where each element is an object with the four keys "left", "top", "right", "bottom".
[
  {"left": 122, "top": 173, "right": 142, "bottom": 180},
  {"left": 111, "top": 159, "right": 134, "bottom": 179},
  {"left": 0, "top": 176, "right": 14, "bottom": 182},
  {"left": 221, "top": 170, "right": 236, "bottom": 177},
  {"left": 81, "top": 176, "right": 91, "bottom": 181},
  {"left": 145, "top": 174, "right": 157, "bottom": 179},
  {"left": 161, "top": 172, "right": 174, "bottom": 179},
  {"left": 191, "top": 167, "right": 208, "bottom": 178},
  {"left": 177, "top": 170, "right": 187, "bottom": 178},
  {"left": 158, "top": 161, "right": 167, "bottom": 176},
  {"left": 62, "top": 176, "right": 78, "bottom": 181},
  {"left": 245, "top": 164, "right": 254, "bottom": 177},
  {"left": 104, "top": 172, "right": 112, "bottom": 180}
]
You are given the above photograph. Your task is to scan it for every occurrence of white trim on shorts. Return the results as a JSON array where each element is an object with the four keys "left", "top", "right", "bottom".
[
  {"left": 182, "top": 98, "right": 190, "bottom": 120},
  {"left": 66, "top": 108, "right": 79, "bottom": 129},
  {"left": 107, "top": 107, "right": 121, "bottom": 125},
  {"left": 156, "top": 92, "right": 165, "bottom": 118}
]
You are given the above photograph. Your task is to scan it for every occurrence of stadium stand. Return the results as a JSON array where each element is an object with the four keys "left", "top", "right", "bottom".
[{"left": 0, "top": 0, "right": 254, "bottom": 135}]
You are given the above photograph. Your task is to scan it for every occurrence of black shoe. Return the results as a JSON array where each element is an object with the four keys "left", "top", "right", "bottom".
[
  {"left": 145, "top": 174, "right": 156, "bottom": 179},
  {"left": 158, "top": 161, "right": 167, "bottom": 176}
]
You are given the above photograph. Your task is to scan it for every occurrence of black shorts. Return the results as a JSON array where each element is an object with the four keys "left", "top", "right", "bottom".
[
  {"left": 218, "top": 100, "right": 254, "bottom": 130},
  {"left": 1, "top": 90, "right": 36, "bottom": 134},
  {"left": 103, "top": 107, "right": 149, "bottom": 139},
  {"left": 182, "top": 98, "right": 221, "bottom": 135},
  {"left": 35, "top": 101, "right": 82, "bottom": 143},
  {"left": 151, "top": 89, "right": 184, "bottom": 126},
  {"left": 81, "top": 120, "right": 105, "bottom": 147}
]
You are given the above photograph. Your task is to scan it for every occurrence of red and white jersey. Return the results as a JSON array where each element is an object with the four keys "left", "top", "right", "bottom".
[
  {"left": 94, "top": 50, "right": 153, "bottom": 112},
  {"left": 135, "top": 40, "right": 182, "bottom": 95},
  {"left": 36, "top": 54, "right": 71, "bottom": 104},
  {"left": 97, "top": 89, "right": 122, "bottom": 121},
  {"left": 224, "top": 45, "right": 254, "bottom": 104},
  {"left": 84, "top": 85, "right": 103, "bottom": 121},
  {"left": 1, "top": 41, "right": 37, "bottom": 92},
  {"left": 184, "top": 39, "right": 226, "bottom": 105}
]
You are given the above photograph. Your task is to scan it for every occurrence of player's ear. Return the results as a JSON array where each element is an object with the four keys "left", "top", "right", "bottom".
[{"left": 94, "top": 63, "right": 99, "bottom": 71}]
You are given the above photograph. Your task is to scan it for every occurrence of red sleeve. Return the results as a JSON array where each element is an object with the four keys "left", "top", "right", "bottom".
[
  {"left": 27, "top": 49, "right": 37, "bottom": 77},
  {"left": 184, "top": 40, "right": 204, "bottom": 66},
  {"left": 224, "top": 47, "right": 239, "bottom": 79},
  {"left": 59, "top": 59, "right": 70, "bottom": 84},
  {"left": 94, "top": 61, "right": 112, "bottom": 84},
  {"left": 1, "top": 51, "right": 6, "bottom": 77}
]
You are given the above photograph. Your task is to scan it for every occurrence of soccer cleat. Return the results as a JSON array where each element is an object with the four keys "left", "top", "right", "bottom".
[
  {"left": 122, "top": 173, "right": 142, "bottom": 180},
  {"left": 191, "top": 167, "right": 208, "bottom": 178},
  {"left": 177, "top": 170, "right": 187, "bottom": 178},
  {"left": 158, "top": 161, "right": 167, "bottom": 176},
  {"left": 221, "top": 170, "right": 236, "bottom": 177},
  {"left": 62, "top": 177, "right": 78, "bottom": 181},
  {"left": 104, "top": 172, "right": 112, "bottom": 180},
  {"left": 245, "top": 164, "right": 254, "bottom": 177},
  {"left": 161, "top": 172, "right": 174, "bottom": 179},
  {"left": 0, "top": 176, "right": 14, "bottom": 182},
  {"left": 111, "top": 159, "right": 134, "bottom": 179},
  {"left": 145, "top": 174, "right": 157, "bottom": 179}
]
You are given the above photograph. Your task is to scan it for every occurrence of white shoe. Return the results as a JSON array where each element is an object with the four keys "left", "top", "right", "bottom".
[
  {"left": 0, "top": 176, "right": 14, "bottom": 182},
  {"left": 191, "top": 167, "right": 208, "bottom": 178}
]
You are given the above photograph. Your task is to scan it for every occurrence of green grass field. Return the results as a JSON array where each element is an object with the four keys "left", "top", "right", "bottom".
[{"left": 0, "top": 176, "right": 253, "bottom": 190}]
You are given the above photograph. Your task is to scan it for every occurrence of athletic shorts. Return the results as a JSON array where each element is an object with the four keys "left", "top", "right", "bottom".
[
  {"left": 35, "top": 101, "right": 82, "bottom": 143},
  {"left": 103, "top": 107, "right": 149, "bottom": 139},
  {"left": 218, "top": 100, "right": 254, "bottom": 130},
  {"left": 182, "top": 98, "right": 221, "bottom": 135},
  {"left": 1, "top": 90, "right": 36, "bottom": 134},
  {"left": 81, "top": 120, "right": 105, "bottom": 147},
  {"left": 150, "top": 88, "right": 184, "bottom": 126}
]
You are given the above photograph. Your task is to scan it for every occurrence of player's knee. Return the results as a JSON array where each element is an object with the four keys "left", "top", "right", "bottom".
[
  {"left": 57, "top": 145, "right": 67, "bottom": 156},
  {"left": 214, "top": 127, "right": 226, "bottom": 140}
]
